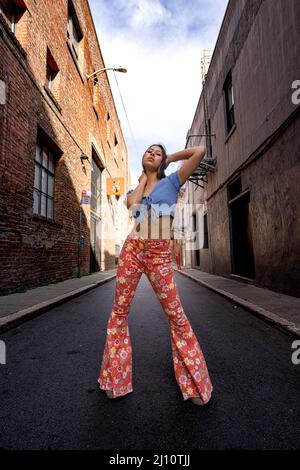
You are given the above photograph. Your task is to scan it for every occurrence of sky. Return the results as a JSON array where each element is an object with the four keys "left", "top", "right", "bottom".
[{"left": 88, "top": 0, "right": 229, "bottom": 187}]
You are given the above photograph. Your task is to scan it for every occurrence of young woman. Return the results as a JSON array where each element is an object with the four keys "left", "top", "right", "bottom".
[{"left": 97, "top": 144, "right": 213, "bottom": 406}]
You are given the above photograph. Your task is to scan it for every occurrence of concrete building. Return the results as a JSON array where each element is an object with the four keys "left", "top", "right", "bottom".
[
  {"left": 0, "top": 0, "right": 131, "bottom": 295},
  {"left": 183, "top": 0, "right": 300, "bottom": 297}
]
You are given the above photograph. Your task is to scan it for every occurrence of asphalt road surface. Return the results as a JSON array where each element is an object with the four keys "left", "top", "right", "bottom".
[{"left": 0, "top": 272, "right": 299, "bottom": 450}]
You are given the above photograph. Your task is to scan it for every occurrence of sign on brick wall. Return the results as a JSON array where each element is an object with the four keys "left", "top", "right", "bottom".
[
  {"left": 107, "top": 177, "right": 125, "bottom": 196},
  {"left": 81, "top": 190, "right": 91, "bottom": 204}
]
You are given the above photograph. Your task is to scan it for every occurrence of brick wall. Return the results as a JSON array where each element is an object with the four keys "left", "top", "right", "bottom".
[{"left": 0, "top": 0, "right": 130, "bottom": 294}]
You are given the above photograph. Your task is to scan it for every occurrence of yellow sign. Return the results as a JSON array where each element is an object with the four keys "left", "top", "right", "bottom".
[{"left": 107, "top": 177, "right": 125, "bottom": 196}]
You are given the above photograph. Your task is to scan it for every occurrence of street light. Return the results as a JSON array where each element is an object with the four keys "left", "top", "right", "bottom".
[{"left": 86, "top": 66, "right": 127, "bottom": 82}]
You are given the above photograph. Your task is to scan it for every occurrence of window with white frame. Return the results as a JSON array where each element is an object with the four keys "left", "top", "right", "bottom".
[
  {"left": 0, "top": 0, "right": 27, "bottom": 46},
  {"left": 33, "top": 140, "right": 55, "bottom": 220},
  {"left": 0, "top": 0, "right": 26, "bottom": 34},
  {"left": 46, "top": 47, "right": 59, "bottom": 98},
  {"left": 67, "top": 0, "right": 83, "bottom": 61}
]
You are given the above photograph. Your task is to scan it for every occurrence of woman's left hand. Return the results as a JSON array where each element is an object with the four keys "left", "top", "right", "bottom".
[{"left": 170, "top": 239, "right": 180, "bottom": 263}]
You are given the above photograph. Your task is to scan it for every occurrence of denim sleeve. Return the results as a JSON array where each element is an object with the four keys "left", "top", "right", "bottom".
[
  {"left": 124, "top": 190, "right": 144, "bottom": 220},
  {"left": 124, "top": 189, "right": 133, "bottom": 207},
  {"left": 125, "top": 189, "right": 133, "bottom": 197},
  {"left": 167, "top": 170, "right": 182, "bottom": 191}
]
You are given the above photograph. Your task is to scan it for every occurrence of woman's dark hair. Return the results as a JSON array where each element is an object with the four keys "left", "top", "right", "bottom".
[{"left": 142, "top": 143, "right": 168, "bottom": 179}]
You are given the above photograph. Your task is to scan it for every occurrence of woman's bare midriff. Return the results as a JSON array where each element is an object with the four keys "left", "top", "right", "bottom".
[{"left": 133, "top": 214, "right": 175, "bottom": 240}]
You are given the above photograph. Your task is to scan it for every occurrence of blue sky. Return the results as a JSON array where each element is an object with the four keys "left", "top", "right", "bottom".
[{"left": 88, "top": 0, "right": 228, "bottom": 187}]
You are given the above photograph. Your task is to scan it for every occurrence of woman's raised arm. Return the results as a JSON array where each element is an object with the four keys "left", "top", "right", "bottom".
[{"left": 166, "top": 146, "right": 206, "bottom": 186}]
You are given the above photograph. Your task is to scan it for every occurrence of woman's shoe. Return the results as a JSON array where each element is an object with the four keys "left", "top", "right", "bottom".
[
  {"left": 190, "top": 395, "right": 214, "bottom": 406},
  {"left": 190, "top": 396, "right": 208, "bottom": 406},
  {"left": 106, "top": 390, "right": 114, "bottom": 399}
]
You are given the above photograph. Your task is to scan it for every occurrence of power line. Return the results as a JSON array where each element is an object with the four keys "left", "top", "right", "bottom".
[{"left": 112, "top": 70, "right": 139, "bottom": 159}]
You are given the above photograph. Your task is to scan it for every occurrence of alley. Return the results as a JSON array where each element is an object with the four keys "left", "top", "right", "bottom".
[{"left": 0, "top": 272, "right": 299, "bottom": 450}]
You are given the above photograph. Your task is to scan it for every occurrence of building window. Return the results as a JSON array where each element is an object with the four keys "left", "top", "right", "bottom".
[
  {"left": 223, "top": 70, "right": 235, "bottom": 134},
  {"left": 113, "top": 133, "right": 119, "bottom": 159},
  {"left": 33, "top": 140, "right": 55, "bottom": 220},
  {"left": 0, "top": 0, "right": 26, "bottom": 33},
  {"left": 0, "top": 0, "right": 27, "bottom": 46},
  {"left": 67, "top": 0, "right": 83, "bottom": 61},
  {"left": 46, "top": 63, "right": 54, "bottom": 91},
  {"left": 107, "top": 112, "right": 110, "bottom": 120},
  {"left": 203, "top": 212, "right": 209, "bottom": 248},
  {"left": 46, "top": 47, "right": 59, "bottom": 94}
]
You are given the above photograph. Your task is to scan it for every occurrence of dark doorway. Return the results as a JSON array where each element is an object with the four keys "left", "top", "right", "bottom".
[
  {"left": 193, "top": 213, "right": 200, "bottom": 267},
  {"left": 90, "top": 148, "right": 103, "bottom": 272},
  {"left": 228, "top": 189, "right": 255, "bottom": 279}
]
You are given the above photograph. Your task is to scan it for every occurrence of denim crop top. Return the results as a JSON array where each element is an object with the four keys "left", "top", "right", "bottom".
[{"left": 125, "top": 169, "right": 183, "bottom": 223}]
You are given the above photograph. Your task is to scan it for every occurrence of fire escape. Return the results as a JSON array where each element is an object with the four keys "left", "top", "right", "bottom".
[{"left": 185, "top": 49, "right": 217, "bottom": 189}]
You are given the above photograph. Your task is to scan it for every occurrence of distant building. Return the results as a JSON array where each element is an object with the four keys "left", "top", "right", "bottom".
[
  {"left": 0, "top": 0, "right": 131, "bottom": 294},
  {"left": 183, "top": 0, "right": 300, "bottom": 296}
]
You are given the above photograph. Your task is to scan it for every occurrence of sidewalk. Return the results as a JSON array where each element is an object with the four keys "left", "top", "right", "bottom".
[
  {"left": 175, "top": 266, "right": 300, "bottom": 338},
  {"left": 0, "top": 266, "right": 299, "bottom": 338},
  {"left": 0, "top": 270, "right": 117, "bottom": 333}
]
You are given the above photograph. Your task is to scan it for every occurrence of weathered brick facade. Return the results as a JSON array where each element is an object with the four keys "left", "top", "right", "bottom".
[{"left": 0, "top": 0, "right": 131, "bottom": 295}]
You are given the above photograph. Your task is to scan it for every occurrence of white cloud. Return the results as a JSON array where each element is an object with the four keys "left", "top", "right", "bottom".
[
  {"left": 129, "top": 0, "right": 174, "bottom": 28},
  {"left": 88, "top": 0, "right": 228, "bottom": 187}
]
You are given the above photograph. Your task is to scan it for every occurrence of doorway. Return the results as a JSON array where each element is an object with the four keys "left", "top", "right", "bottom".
[
  {"left": 228, "top": 178, "right": 255, "bottom": 279},
  {"left": 193, "top": 213, "right": 200, "bottom": 267},
  {"left": 90, "top": 149, "right": 103, "bottom": 272}
]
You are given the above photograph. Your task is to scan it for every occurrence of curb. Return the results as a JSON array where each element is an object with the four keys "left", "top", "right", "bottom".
[
  {"left": 175, "top": 268, "right": 300, "bottom": 339},
  {"left": 0, "top": 274, "right": 116, "bottom": 334}
]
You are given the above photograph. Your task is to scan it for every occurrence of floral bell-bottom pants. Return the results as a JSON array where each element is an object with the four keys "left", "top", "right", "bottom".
[{"left": 97, "top": 234, "right": 213, "bottom": 404}]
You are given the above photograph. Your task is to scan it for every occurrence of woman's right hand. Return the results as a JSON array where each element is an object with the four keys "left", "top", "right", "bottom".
[
  {"left": 170, "top": 239, "right": 181, "bottom": 267},
  {"left": 138, "top": 170, "right": 147, "bottom": 185}
]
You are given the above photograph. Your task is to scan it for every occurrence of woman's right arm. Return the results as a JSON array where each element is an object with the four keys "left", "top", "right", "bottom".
[{"left": 126, "top": 171, "right": 147, "bottom": 209}]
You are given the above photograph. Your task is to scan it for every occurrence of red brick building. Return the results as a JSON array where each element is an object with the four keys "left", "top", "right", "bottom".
[{"left": 0, "top": 0, "right": 130, "bottom": 295}]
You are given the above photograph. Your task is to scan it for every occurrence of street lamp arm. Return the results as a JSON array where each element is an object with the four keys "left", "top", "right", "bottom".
[{"left": 86, "top": 66, "right": 127, "bottom": 81}]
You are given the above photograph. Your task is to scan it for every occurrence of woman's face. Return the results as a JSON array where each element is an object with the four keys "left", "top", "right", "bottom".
[{"left": 143, "top": 145, "right": 163, "bottom": 171}]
